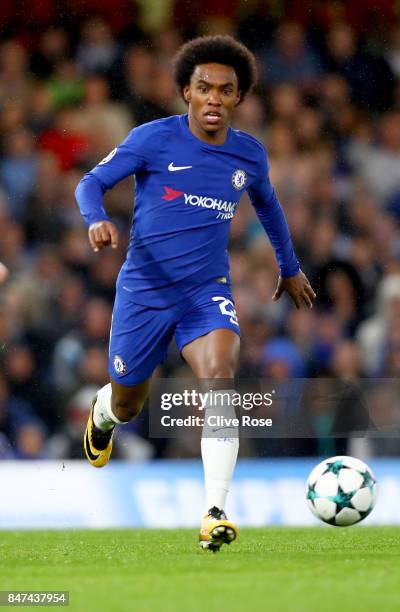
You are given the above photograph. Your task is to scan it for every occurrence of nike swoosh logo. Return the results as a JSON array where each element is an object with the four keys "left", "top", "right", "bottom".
[
  {"left": 168, "top": 162, "right": 192, "bottom": 171},
  {"left": 85, "top": 430, "right": 100, "bottom": 461}
]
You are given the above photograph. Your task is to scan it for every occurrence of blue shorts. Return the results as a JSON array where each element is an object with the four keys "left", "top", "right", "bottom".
[{"left": 109, "top": 280, "right": 240, "bottom": 386}]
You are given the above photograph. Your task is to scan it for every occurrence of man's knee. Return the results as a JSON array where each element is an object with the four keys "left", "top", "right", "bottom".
[
  {"left": 110, "top": 378, "right": 150, "bottom": 422},
  {"left": 111, "top": 395, "right": 144, "bottom": 421},
  {"left": 203, "top": 358, "right": 236, "bottom": 379}
]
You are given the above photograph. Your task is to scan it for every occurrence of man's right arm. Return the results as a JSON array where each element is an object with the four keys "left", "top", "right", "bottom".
[{"left": 75, "top": 128, "right": 148, "bottom": 226}]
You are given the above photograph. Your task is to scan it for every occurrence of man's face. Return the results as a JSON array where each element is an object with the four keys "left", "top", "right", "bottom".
[{"left": 184, "top": 63, "right": 241, "bottom": 141}]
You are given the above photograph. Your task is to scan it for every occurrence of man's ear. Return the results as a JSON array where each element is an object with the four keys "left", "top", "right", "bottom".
[
  {"left": 183, "top": 85, "right": 191, "bottom": 103},
  {"left": 235, "top": 91, "right": 242, "bottom": 107}
]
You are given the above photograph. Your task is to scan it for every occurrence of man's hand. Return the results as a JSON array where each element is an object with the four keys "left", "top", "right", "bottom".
[
  {"left": 0, "top": 262, "right": 9, "bottom": 284},
  {"left": 272, "top": 270, "right": 316, "bottom": 309},
  {"left": 88, "top": 221, "right": 119, "bottom": 252}
]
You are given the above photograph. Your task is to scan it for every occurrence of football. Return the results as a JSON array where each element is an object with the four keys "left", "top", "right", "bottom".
[{"left": 306, "top": 455, "right": 377, "bottom": 526}]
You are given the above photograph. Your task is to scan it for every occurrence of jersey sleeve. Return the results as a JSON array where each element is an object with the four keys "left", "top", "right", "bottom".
[
  {"left": 75, "top": 125, "right": 150, "bottom": 226},
  {"left": 247, "top": 145, "right": 300, "bottom": 278}
]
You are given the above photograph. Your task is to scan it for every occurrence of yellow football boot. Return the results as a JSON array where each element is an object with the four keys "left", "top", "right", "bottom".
[
  {"left": 84, "top": 397, "right": 115, "bottom": 468},
  {"left": 199, "top": 506, "right": 237, "bottom": 552}
]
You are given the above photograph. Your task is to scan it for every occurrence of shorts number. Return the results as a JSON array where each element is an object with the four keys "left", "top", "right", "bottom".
[{"left": 212, "top": 296, "right": 239, "bottom": 326}]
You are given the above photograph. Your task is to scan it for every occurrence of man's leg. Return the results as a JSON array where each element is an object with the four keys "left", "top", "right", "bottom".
[
  {"left": 85, "top": 378, "right": 151, "bottom": 468},
  {"left": 182, "top": 328, "right": 240, "bottom": 550},
  {"left": 85, "top": 284, "right": 174, "bottom": 467},
  {"left": 93, "top": 378, "right": 151, "bottom": 429}
]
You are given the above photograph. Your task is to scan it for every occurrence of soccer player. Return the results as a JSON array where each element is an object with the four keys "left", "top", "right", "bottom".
[{"left": 75, "top": 35, "right": 316, "bottom": 551}]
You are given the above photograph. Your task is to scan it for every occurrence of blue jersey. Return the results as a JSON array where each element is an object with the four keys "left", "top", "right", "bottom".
[{"left": 75, "top": 114, "right": 299, "bottom": 307}]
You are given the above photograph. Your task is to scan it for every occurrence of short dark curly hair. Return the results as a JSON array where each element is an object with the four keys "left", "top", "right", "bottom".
[{"left": 173, "top": 35, "right": 257, "bottom": 103}]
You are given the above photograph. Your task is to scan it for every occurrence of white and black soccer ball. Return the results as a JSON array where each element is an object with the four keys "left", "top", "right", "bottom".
[{"left": 306, "top": 455, "right": 377, "bottom": 526}]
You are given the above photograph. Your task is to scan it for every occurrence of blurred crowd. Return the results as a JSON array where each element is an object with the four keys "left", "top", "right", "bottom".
[{"left": 1, "top": 0, "right": 400, "bottom": 459}]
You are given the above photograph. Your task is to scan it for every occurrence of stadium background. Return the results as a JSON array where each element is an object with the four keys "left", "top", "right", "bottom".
[{"left": 1, "top": 0, "right": 400, "bottom": 527}]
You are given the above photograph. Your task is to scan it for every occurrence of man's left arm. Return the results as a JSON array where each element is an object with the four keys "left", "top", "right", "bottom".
[{"left": 247, "top": 152, "right": 316, "bottom": 309}]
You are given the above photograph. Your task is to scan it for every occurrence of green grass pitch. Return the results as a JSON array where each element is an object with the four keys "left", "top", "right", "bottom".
[{"left": 0, "top": 528, "right": 399, "bottom": 611}]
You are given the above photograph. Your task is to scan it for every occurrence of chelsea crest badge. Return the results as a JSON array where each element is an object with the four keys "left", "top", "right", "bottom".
[
  {"left": 232, "top": 169, "right": 247, "bottom": 190},
  {"left": 113, "top": 354, "right": 127, "bottom": 375}
]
